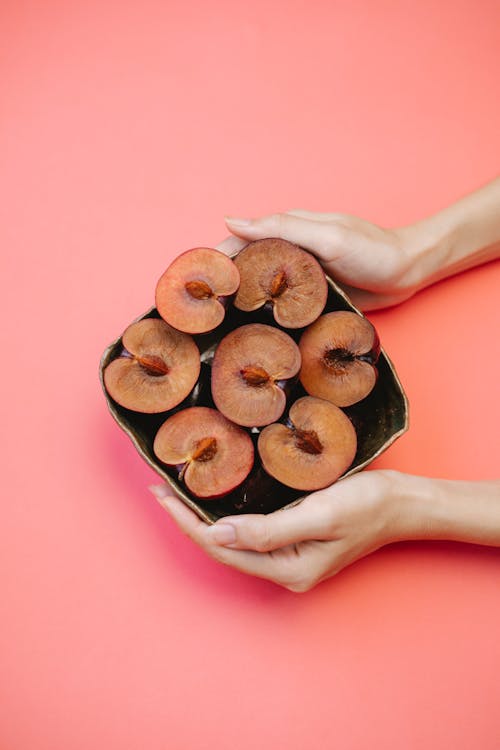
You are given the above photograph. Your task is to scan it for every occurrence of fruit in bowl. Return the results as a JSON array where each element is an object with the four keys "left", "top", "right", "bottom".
[
  {"left": 233, "top": 237, "right": 328, "bottom": 328},
  {"left": 211, "top": 323, "right": 301, "bottom": 427},
  {"left": 103, "top": 318, "right": 200, "bottom": 413},
  {"left": 299, "top": 311, "right": 380, "bottom": 407},
  {"left": 257, "top": 396, "right": 357, "bottom": 491},
  {"left": 153, "top": 407, "right": 254, "bottom": 499},
  {"left": 100, "top": 238, "right": 408, "bottom": 523},
  {"left": 155, "top": 247, "right": 240, "bottom": 334}
]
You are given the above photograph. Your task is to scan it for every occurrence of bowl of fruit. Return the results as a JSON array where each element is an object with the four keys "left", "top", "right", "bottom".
[{"left": 100, "top": 239, "right": 408, "bottom": 522}]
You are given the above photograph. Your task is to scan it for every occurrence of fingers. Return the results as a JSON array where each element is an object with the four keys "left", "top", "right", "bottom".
[
  {"left": 204, "top": 491, "right": 336, "bottom": 552},
  {"left": 224, "top": 213, "right": 342, "bottom": 260},
  {"left": 338, "top": 282, "right": 410, "bottom": 311},
  {"left": 149, "top": 487, "right": 307, "bottom": 588},
  {"left": 214, "top": 235, "right": 248, "bottom": 257}
]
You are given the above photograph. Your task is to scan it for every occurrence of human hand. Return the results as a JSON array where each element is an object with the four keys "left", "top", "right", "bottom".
[
  {"left": 218, "top": 211, "right": 419, "bottom": 311},
  {"left": 149, "top": 470, "right": 408, "bottom": 592},
  {"left": 220, "top": 178, "right": 500, "bottom": 311},
  {"left": 150, "top": 470, "right": 500, "bottom": 590}
]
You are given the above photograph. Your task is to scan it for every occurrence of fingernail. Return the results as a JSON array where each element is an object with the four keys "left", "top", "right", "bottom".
[
  {"left": 225, "top": 216, "right": 252, "bottom": 227},
  {"left": 208, "top": 523, "right": 237, "bottom": 545},
  {"left": 148, "top": 484, "right": 170, "bottom": 500}
]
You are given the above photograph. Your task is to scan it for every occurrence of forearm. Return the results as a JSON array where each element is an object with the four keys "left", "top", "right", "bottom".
[
  {"left": 398, "top": 177, "right": 500, "bottom": 292},
  {"left": 386, "top": 471, "right": 500, "bottom": 547}
]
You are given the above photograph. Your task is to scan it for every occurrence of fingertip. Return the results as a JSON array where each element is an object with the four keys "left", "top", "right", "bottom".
[
  {"left": 224, "top": 212, "right": 332, "bottom": 259},
  {"left": 149, "top": 484, "right": 172, "bottom": 502},
  {"left": 224, "top": 215, "right": 252, "bottom": 227},
  {"left": 149, "top": 486, "right": 185, "bottom": 519},
  {"left": 224, "top": 216, "right": 258, "bottom": 240}
]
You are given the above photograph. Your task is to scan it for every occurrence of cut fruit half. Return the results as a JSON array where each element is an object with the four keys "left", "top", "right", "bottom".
[
  {"left": 156, "top": 247, "right": 240, "bottom": 334},
  {"left": 258, "top": 396, "right": 357, "bottom": 490},
  {"left": 103, "top": 318, "right": 200, "bottom": 413},
  {"left": 153, "top": 407, "right": 254, "bottom": 498},
  {"left": 211, "top": 323, "right": 301, "bottom": 427},
  {"left": 233, "top": 238, "right": 327, "bottom": 328},
  {"left": 299, "top": 311, "right": 380, "bottom": 406}
]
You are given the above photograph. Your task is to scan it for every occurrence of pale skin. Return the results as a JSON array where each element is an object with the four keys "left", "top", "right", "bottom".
[{"left": 150, "top": 177, "right": 500, "bottom": 592}]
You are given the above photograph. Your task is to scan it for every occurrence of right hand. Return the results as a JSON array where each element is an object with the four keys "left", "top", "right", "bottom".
[
  {"left": 218, "top": 210, "right": 420, "bottom": 311},
  {"left": 151, "top": 469, "right": 405, "bottom": 592}
]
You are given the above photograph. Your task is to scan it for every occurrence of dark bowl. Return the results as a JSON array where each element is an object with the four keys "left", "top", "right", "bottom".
[{"left": 99, "top": 270, "right": 409, "bottom": 523}]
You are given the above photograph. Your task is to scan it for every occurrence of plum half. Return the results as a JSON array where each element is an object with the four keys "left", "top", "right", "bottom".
[
  {"left": 299, "top": 311, "right": 380, "bottom": 407},
  {"left": 211, "top": 323, "right": 301, "bottom": 427},
  {"left": 153, "top": 407, "right": 254, "bottom": 498},
  {"left": 103, "top": 318, "right": 200, "bottom": 413},
  {"left": 258, "top": 396, "right": 357, "bottom": 491},
  {"left": 233, "top": 238, "right": 328, "bottom": 328},
  {"left": 155, "top": 247, "right": 240, "bottom": 334}
]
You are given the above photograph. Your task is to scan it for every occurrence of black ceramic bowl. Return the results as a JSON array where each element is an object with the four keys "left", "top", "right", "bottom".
[{"left": 100, "top": 255, "right": 408, "bottom": 523}]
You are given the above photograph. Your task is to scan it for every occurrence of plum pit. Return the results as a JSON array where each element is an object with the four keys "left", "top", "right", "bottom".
[{"left": 185, "top": 279, "right": 214, "bottom": 300}]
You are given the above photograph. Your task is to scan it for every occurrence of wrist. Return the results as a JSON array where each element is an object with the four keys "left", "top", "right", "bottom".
[
  {"left": 393, "top": 216, "right": 458, "bottom": 295},
  {"left": 380, "top": 470, "right": 500, "bottom": 547},
  {"left": 379, "top": 470, "right": 436, "bottom": 543},
  {"left": 394, "top": 178, "right": 500, "bottom": 295}
]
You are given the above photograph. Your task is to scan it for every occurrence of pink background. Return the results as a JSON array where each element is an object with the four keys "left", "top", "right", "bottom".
[{"left": 1, "top": 1, "right": 499, "bottom": 747}]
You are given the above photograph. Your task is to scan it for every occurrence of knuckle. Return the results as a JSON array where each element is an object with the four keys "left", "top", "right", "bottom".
[
  {"left": 251, "top": 519, "right": 274, "bottom": 552},
  {"left": 285, "top": 577, "right": 313, "bottom": 593},
  {"left": 276, "top": 557, "right": 312, "bottom": 593},
  {"left": 269, "top": 212, "right": 287, "bottom": 239},
  {"left": 309, "top": 492, "right": 338, "bottom": 535},
  {"left": 279, "top": 554, "right": 326, "bottom": 593},
  {"left": 324, "top": 217, "right": 347, "bottom": 247}
]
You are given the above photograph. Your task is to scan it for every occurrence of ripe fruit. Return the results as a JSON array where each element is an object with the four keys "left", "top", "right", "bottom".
[
  {"left": 299, "top": 311, "right": 380, "bottom": 407},
  {"left": 103, "top": 318, "right": 200, "bottom": 413},
  {"left": 155, "top": 247, "right": 240, "bottom": 334},
  {"left": 100, "top": 237, "right": 409, "bottom": 520},
  {"left": 153, "top": 407, "right": 254, "bottom": 498},
  {"left": 233, "top": 238, "right": 327, "bottom": 328},
  {"left": 211, "top": 323, "right": 301, "bottom": 427},
  {"left": 258, "top": 396, "right": 357, "bottom": 490}
]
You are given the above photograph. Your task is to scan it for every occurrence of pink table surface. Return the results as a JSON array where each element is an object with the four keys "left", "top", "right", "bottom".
[{"left": 1, "top": 1, "right": 499, "bottom": 748}]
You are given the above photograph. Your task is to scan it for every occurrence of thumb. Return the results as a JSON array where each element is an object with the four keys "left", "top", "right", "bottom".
[
  {"left": 224, "top": 212, "right": 343, "bottom": 262},
  {"left": 205, "top": 491, "right": 334, "bottom": 552}
]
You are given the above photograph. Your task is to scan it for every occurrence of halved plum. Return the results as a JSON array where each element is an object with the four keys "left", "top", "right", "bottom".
[
  {"left": 153, "top": 407, "right": 254, "bottom": 498},
  {"left": 233, "top": 238, "right": 328, "bottom": 328},
  {"left": 211, "top": 323, "right": 301, "bottom": 427},
  {"left": 299, "top": 311, "right": 380, "bottom": 407},
  {"left": 156, "top": 247, "right": 240, "bottom": 334},
  {"left": 258, "top": 396, "right": 357, "bottom": 491},
  {"left": 103, "top": 318, "right": 200, "bottom": 413}
]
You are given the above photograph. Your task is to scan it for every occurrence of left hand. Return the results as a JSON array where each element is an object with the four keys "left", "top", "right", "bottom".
[{"left": 149, "top": 470, "right": 406, "bottom": 592}]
